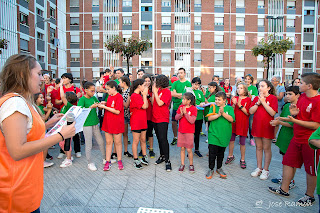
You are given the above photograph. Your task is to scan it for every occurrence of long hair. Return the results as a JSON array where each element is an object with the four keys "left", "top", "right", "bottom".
[
  {"left": 259, "top": 79, "right": 276, "bottom": 95},
  {"left": 130, "top": 79, "right": 145, "bottom": 96},
  {"left": 142, "top": 74, "right": 153, "bottom": 91},
  {"left": 183, "top": 92, "right": 196, "bottom": 106},
  {"left": 106, "top": 80, "right": 122, "bottom": 94},
  {"left": 207, "top": 82, "right": 221, "bottom": 99},
  {"left": 236, "top": 83, "right": 249, "bottom": 97}
]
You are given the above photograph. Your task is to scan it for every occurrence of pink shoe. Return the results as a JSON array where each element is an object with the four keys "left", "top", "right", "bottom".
[
  {"left": 103, "top": 161, "right": 111, "bottom": 171},
  {"left": 250, "top": 139, "right": 256, "bottom": 146},
  {"left": 118, "top": 160, "right": 124, "bottom": 170}
]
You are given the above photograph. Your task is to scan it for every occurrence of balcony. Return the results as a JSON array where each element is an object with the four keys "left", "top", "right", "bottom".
[
  {"left": 70, "top": 43, "right": 80, "bottom": 49},
  {"left": 303, "top": 33, "right": 314, "bottom": 42},
  {"left": 37, "top": 39, "right": 45, "bottom": 52},
  {"left": 20, "top": 24, "right": 29, "bottom": 35},
  {"left": 37, "top": 0, "right": 44, "bottom": 7},
  {"left": 303, "top": 51, "right": 313, "bottom": 60},
  {"left": 141, "top": 30, "right": 152, "bottom": 40},
  {"left": 141, "top": 11, "right": 152, "bottom": 21},
  {"left": 304, "top": 16, "right": 314, "bottom": 25},
  {"left": 19, "top": 0, "right": 29, "bottom": 9},
  {"left": 161, "top": 43, "right": 171, "bottom": 49},
  {"left": 214, "top": 7, "right": 224, "bottom": 13}
]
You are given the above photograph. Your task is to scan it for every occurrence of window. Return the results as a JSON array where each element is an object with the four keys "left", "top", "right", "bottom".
[
  {"left": 194, "top": 53, "right": 201, "bottom": 61},
  {"left": 161, "top": 53, "right": 171, "bottom": 62},
  {"left": 37, "top": 32, "right": 44, "bottom": 40},
  {"left": 303, "top": 63, "right": 312, "bottom": 68},
  {"left": 70, "top": 17, "right": 79, "bottom": 25},
  {"left": 214, "top": 53, "right": 223, "bottom": 62},
  {"left": 214, "top": 34, "right": 223, "bottom": 43},
  {"left": 236, "top": 17, "right": 245, "bottom": 26},
  {"left": 141, "top": 6, "right": 152, "bottom": 11},
  {"left": 141, "top": 61, "right": 152, "bottom": 67},
  {"left": 50, "top": 49, "right": 56, "bottom": 59},
  {"left": 287, "top": 0, "right": 296, "bottom": 9},
  {"left": 123, "top": 0, "right": 132, "bottom": 7},
  {"left": 162, "top": 16, "right": 171, "bottom": 25},
  {"left": 258, "top": 0, "right": 264, "bottom": 8},
  {"left": 236, "top": 35, "right": 245, "bottom": 44},
  {"left": 194, "top": 0, "right": 201, "bottom": 7},
  {"left": 162, "top": 34, "right": 171, "bottom": 42},
  {"left": 93, "top": 53, "right": 100, "bottom": 61},
  {"left": 304, "top": 45, "right": 313, "bottom": 50},
  {"left": 287, "top": 19, "right": 295, "bottom": 28},
  {"left": 236, "top": 0, "right": 245, "bottom": 8},
  {"left": 257, "top": 35, "right": 264, "bottom": 43},
  {"left": 194, "top": 34, "right": 201, "bottom": 43},
  {"left": 92, "top": 34, "right": 99, "bottom": 43},
  {"left": 215, "top": 17, "right": 224, "bottom": 25},
  {"left": 141, "top": 25, "right": 152, "bottom": 30},
  {"left": 287, "top": 35, "right": 295, "bottom": 43},
  {"left": 71, "top": 33, "right": 80, "bottom": 43},
  {"left": 162, "top": 0, "right": 171, "bottom": 7},
  {"left": 92, "top": 0, "right": 99, "bottom": 7},
  {"left": 71, "top": 53, "right": 80, "bottom": 61},
  {"left": 194, "top": 17, "right": 201, "bottom": 25},
  {"left": 50, "top": 28, "right": 56, "bottom": 40},
  {"left": 37, "top": 55, "right": 44, "bottom": 62},
  {"left": 20, "top": 13, "right": 29, "bottom": 26},
  {"left": 123, "top": 17, "right": 132, "bottom": 25},
  {"left": 50, "top": 7, "right": 55, "bottom": 19},
  {"left": 257, "top": 55, "right": 263, "bottom": 62},
  {"left": 36, "top": 8, "right": 43, "bottom": 17},
  {"left": 304, "top": 28, "right": 314, "bottom": 33},
  {"left": 92, "top": 17, "right": 99, "bottom": 26},
  {"left": 215, "top": 0, "right": 223, "bottom": 7},
  {"left": 236, "top": 53, "right": 245, "bottom": 61},
  {"left": 286, "top": 54, "right": 294, "bottom": 63},
  {"left": 20, "top": 39, "right": 29, "bottom": 51},
  {"left": 304, "top": 10, "right": 314, "bottom": 16},
  {"left": 70, "top": 0, "right": 79, "bottom": 7},
  {"left": 258, "top": 18, "right": 264, "bottom": 26}
]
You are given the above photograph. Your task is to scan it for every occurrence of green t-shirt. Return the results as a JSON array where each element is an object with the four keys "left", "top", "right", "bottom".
[
  {"left": 60, "top": 102, "right": 73, "bottom": 114},
  {"left": 193, "top": 89, "right": 205, "bottom": 120},
  {"left": 38, "top": 105, "right": 45, "bottom": 114},
  {"left": 208, "top": 105, "right": 235, "bottom": 147},
  {"left": 77, "top": 96, "right": 100, "bottom": 126},
  {"left": 171, "top": 80, "right": 192, "bottom": 110},
  {"left": 309, "top": 127, "right": 320, "bottom": 195},
  {"left": 248, "top": 85, "right": 258, "bottom": 97},
  {"left": 114, "top": 79, "right": 120, "bottom": 85},
  {"left": 204, "top": 94, "right": 216, "bottom": 122},
  {"left": 275, "top": 103, "right": 293, "bottom": 153}
]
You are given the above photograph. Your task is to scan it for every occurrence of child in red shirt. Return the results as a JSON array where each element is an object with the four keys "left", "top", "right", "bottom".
[
  {"left": 249, "top": 80, "right": 278, "bottom": 180},
  {"left": 223, "top": 78, "right": 232, "bottom": 105},
  {"left": 99, "top": 80, "right": 125, "bottom": 171},
  {"left": 130, "top": 79, "right": 149, "bottom": 169},
  {"left": 269, "top": 73, "right": 320, "bottom": 206},
  {"left": 175, "top": 92, "right": 197, "bottom": 173},
  {"left": 226, "top": 83, "right": 251, "bottom": 169}
]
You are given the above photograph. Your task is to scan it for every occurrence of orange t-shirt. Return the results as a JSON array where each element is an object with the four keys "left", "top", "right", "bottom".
[{"left": 0, "top": 93, "right": 46, "bottom": 213}]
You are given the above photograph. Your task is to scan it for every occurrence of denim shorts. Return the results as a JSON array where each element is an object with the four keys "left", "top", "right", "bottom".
[{"left": 124, "top": 117, "right": 130, "bottom": 124}]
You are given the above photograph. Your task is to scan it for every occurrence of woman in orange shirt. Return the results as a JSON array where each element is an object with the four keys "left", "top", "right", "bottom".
[{"left": 0, "top": 54, "right": 76, "bottom": 213}]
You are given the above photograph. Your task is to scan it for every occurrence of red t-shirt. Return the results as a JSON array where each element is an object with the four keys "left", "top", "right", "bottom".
[
  {"left": 63, "top": 85, "right": 81, "bottom": 94},
  {"left": 130, "top": 93, "right": 147, "bottom": 130},
  {"left": 152, "top": 88, "right": 172, "bottom": 123},
  {"left": 293, "top": 93, "right": 320, "bottom": 144},
  {"left": 224, "top": 85, "right": 232, "bottom": 105},
  {"left": 250, "top": 94, "right": 278, "bottom": 139},
  {"left": 101, "top": 93, "right": 124, "bottom": 134},
  {"left": 51, "top": 88, "right": 62, "bottom": 110},
  {"left": 232, "top": 96, "right": 251, "bottom": 136},
  {"left": 146, "top": 90, "right": 153, "bottom": 121},
  {"left": 43, "top": 83, "right": 54, "bottom": 105},
  {"left": 103, "top": 75, "right": 110, "bottom": 87},
  {"left": 177, "top": 105, "right": 197, "bottom": 133}
]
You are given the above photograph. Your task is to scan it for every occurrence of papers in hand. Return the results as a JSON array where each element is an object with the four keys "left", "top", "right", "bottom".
[{"left": 46, "top": 106, "right": 90, "bottom": 137}]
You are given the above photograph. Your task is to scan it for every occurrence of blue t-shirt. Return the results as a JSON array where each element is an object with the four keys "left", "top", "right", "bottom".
[{"left": 276, "top": 85, "right": 286, "bottom": 111}]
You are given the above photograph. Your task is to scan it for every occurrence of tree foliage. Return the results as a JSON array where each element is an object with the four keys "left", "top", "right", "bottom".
[
  {"left": 105, "top": 36, "right": 150, "bottom": 74},
  {"left": 0, "top": 38, "right": 9, "bottom": 54}
]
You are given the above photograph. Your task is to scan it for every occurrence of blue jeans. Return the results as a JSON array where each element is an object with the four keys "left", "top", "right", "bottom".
[{"left": 31, "top": 207, "right": 40, "bottom": 213}]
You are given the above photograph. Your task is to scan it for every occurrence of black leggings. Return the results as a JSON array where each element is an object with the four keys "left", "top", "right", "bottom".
[
  {"left": 208, "top": 144, "right": 226, "bottom": 170},
  {"left": 146, "top": 120, "right": 154, "bottom": 138},
  {"left": 60, "top": 133, "right": 81, "bottom": 153},
  {"left": 194, "top": 119, "right": 203, "bottom": 150},
  {"left": 154, "top": 122, "right": 169, "bottom": 161}
]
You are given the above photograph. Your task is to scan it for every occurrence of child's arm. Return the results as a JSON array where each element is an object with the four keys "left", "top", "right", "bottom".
[
  {"left": 141, "top": 87, "right": 149, "bottom": 109},
  {"left": 309, "top": 139, "right": 320, "bottom": 149},
  {"left": 279, "top": 116, "right": 320, "bottom": 130},
  {"left": 123, "top": 95, "right": 130, "bottom": 109},
  {"left": 184, "top": 113, "right": 196, "bottom": 124},
  {"left": 221, "top": 111, "right": 234, "bottom": 123},
  {"left": 208, "top": 113, "right": 220, "bottom": 121},
  {"left": 175, "top": 113, "right": 182, "bottom": 121},
  {"left": 43, "top": 104, "right": 52, "bottom": 121},
  {"left": 59, "top": 82, "right": 68, "bottom": 106},
  {"left": 260, "top": 96, "right": 276, "bottom": 117},
  {"left": 152, "top": 85, "right": 164, "bottom": 106},
  {"left": 98, "top": 104, "right": 121, "bottom": 115},
  {"left": 270, "top": 118, "right": 293, "bottom": 128}
]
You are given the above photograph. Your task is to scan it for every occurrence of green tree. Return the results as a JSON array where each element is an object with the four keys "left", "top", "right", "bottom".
[
  {"left": 0, "top": 38, "right": 8, "bottom": 54},
  {"left": 252, "top": 35, "right": 293, "bottom": 79},
  {"left": 105, "top": 36, "right": 150, "bottom": 74}
]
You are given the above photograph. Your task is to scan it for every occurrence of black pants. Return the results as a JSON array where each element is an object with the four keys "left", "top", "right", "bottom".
[
  {"left": 98, "top": 97, "right": 103, "bottom": 127},
  {"left": 60, "top": 133, "right": 81, "bottom": 153},
  {"left": 208, "top": 144, "right": 226, "bottom": 170},
  {"left": 194, "top": 119, "right": 203, "bottom": 150},
  {"left": 146, "top": 120, "right": 154, "bottom": 138},
  {"left": 154, "top": 122, "right": 169, "bottom": 161}
]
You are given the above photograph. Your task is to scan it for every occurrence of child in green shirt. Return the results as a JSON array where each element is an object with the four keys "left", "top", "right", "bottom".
[
  {"left": 206, "top": 92, "right": 235, "bottom": 179},
  {"left": 34, "top": 93, "right": 52, "bottom": 121}
]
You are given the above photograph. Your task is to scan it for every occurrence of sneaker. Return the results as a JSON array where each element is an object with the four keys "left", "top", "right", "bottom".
[
  {"left": 134, "top": 159, "right": 143, "bottom": 169},
  {"left": 200, "top": 132, "right": 206, "bottom": 137},
  {"left": 194, "top": 150, "right": 203, "bottom": 158},
  {"left": 165, "top": 161, "right": 172, "bottom": 172},
  {"left": 103, "top": 159, "right": 107, "bottom": 165},
  {"left": 44, "top": 161, "right": 54, "bottom": 168},
  {"left": 103, "top": 161, "right": 111, "bottom": 171},
  {"left": 155, "top": 156, "right": 165, "bottom": 165},
  {"left": 118, "top": 160, "right": 124, "bottom": 170},
  {"left": 60, "top": 159, "right": 72, "bottom": 168},
  {"left": 205, "top": 139, "right": 208, "bottom": 143},
  {"left": 146, "top": 141, "right": 150, "bottom": 149},
  {"left": 216, "top": 168, "right": 227, "bottom": 179},
  {"left": 271, "top": 177, "right": 282, "bottom": 184},
  {"left": 250, "top": 139, "right": 256, "bottom": 146},
  {"left": 268, "top": 186, "right": 289, "bottom": 197},
  {"left": 141, "top": 155, "right": 149, "bottom": 165},
  {"left": 240, "top": 160, "right": 246, "bottom": 169},
  {"left": 124, "top": 151, "right": 133, "bottom": 158},
  {"left": 171, "top": 138, "right": 177, "bottom": 145},
  {"left": 260, "top": 169, "right": 270, "bottom": 180},
  {"left": 251, "top": 168, "right": 262, "bottom": 177},
  {"left": 289, "top": 180, "right": 296, "bottom": 190},
  {"left": 225, "top": 155, "right": 235, "bottom": 165},
  {"left": 138, "top": 150, "right": 143, "bottom": 158},
  {"left": 149, "top": 150, "right": 155, "bottom": 158},
  {"left": 88, "top": 163, "right": 97, "bottom": 171},
  {"left": 111, "top": 153, "right": 117, "bottom": 159},
  {"left": 206, "top": 169, "right": 214, "bottom": 179},
  {"left": 189, "top": 165, "right": 195, "bottom": 173},
  {"left": 75, "top": 152, "right": 81, "bottom": 158},
  {"left": 297, "top": 194, "right": 315, "bottom": 207},
  {"left": 57, "top": 153, "right": 65, "bottom": 159},
  {"left": 178, "top": 164, "right": 185, "bottom": 172},
  {"left": 110, "top": 159, "right": 117, "bottom": 164}
]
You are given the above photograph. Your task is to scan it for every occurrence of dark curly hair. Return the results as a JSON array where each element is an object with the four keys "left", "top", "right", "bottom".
[
  {"left": 155, "top": 74, "right": 169, "bottom": 88},
  {"left": 258, "top": 79, "right": 276, "bottom": 95},
  {"left": 142, "top": 74, "right": 153, "bottom": 91}
]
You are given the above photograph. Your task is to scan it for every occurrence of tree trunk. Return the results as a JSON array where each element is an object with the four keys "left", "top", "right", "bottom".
[
  {"left": 266, "top": 57, "right": 270, "bottom": 80},
  {"left": 126, "top": 56, "right": 130, "bottom": 75}
]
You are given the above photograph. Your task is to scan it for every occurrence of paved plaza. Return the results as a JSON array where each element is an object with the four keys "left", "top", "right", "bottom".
[{"left": 42, "top": 124, "right": 317, "bottom": 213}]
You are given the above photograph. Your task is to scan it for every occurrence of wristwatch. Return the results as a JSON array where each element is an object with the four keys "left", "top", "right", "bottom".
[
  {"left": 239, "top": 105, "right": 244, "bottom": 109},
  {"left": 255, "top": 102, "right": 259, "bottom": 106}
]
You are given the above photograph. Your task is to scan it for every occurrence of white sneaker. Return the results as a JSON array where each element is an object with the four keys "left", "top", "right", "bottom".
[
  {"left": 75, "top": 152, "right": 81, "bottom": 158},
  {"left": 60, "top": 159, "right": 72, "bottom": 168},
  {"left": 251, "top": 168, "right": 262, "bottom": 177},
  {"left": 88, "top": 163, "right": 97, "bottom": 171},
  {"left": 44, "top": 161, "right": 54, "bottom": 168},
  {"left": 57, "top": 153, "right": 65, "bottom": 159},
  {"left": 205, "top": 139, "right": 208, "bottom": 143},
  {"left": 260, "top": 169, "right": 270, "bottom": 180},
  {"left": 103, "top": 159, "right": 107, "bottom": 165},
  {"left": 111, "top": 159, "right": 116, "bottom": 164}
]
